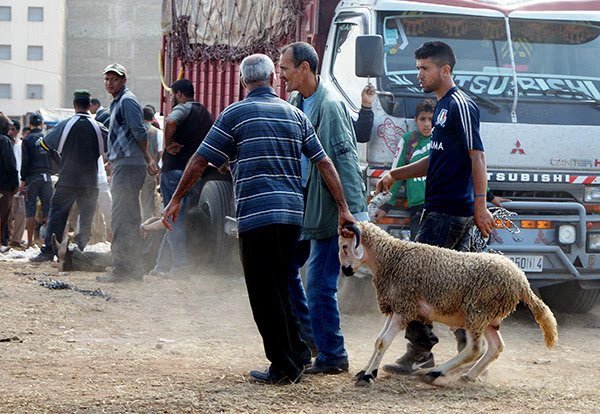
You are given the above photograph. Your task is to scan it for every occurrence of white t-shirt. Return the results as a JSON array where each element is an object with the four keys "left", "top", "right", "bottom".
[
  {"left": 13, "top": 139, "right": 22, "bottom": 172},
  {"left": 97, "top": 157, "right": 108, "bottom": 184}
]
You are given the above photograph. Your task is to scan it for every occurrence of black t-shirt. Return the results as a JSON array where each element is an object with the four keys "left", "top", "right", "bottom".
[{"left": 162, "top": 102, "right": 213, "bottom": 172}]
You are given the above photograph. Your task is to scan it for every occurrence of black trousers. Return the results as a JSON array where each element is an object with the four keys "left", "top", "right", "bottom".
[
  {"left": 43, "top": 185, "right": 98, "bottom": 253},
  {"left": 239, "top": 224, "right": 310, "bottom": 378}
]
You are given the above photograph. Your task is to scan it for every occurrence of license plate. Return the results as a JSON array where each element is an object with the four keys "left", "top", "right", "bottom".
[{"left": 507, "top": 255, "right": 544, "bottom": 272}]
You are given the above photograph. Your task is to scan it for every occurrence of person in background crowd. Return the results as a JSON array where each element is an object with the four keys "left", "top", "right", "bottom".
[
  {"left": 280, "top": 41, "right": 368, "bottom": 375},
  {"left": 30, "top": 90, "right": 108, "bottom": 262},
  {"left": 21, "top": 113, "right": 53, "bottom": 247},
  {"left": 354, "top": 84, "right": 376, "bottom": 143},
  {"left": 0, "top": 114, "right": 19, "bottom": 253},
  {"left": 91, "top": 98, "right": 110, "bottom": 128},
  {"left": 21, "top": 127, "right": 31, "bottom": 139},
  {"left": 96, "top": 63, "right": 158, "bottom": 283},
  {"left": 6, "top": 119, "right": 26, "bottom": 248},
  {"left": 139, "top": 106, "right": 161, "bottom": 221},
  {"left": 144, "top": 104, "right": 162, "bottom": 130},
  {"left": 150, "top": 79, "right": 213, "bottom": 278}
]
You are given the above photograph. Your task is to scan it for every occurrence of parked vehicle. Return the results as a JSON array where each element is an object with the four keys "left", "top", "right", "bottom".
[{"left": 162, "top": 0, "right": 600, "bottom": 312}]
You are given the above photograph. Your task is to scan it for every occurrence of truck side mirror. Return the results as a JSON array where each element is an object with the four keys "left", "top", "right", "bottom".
[{"left": 355, "top": 35, "right": 385, "bottom": 78}]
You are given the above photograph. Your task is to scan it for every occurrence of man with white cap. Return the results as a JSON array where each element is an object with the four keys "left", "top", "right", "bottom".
[{"left": 97, "top": 63, "right": 158, "bottom": 283}]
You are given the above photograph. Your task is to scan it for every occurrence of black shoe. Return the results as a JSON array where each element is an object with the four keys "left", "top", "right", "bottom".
[
  {"left": 383, "top": 344, "right": 435, "bottom": 375},
  {"left": 30, "top": 251, "right": 54, "bottom": 263},
  {"left": 249, "top": 368, "right": 302, "bottom": 384},
  {"left": 304, "top": 360, "right": 349, "bottom": 375}
]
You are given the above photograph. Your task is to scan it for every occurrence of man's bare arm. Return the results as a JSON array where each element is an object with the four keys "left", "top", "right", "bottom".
[
  {"left": 469, "top": 149, "right": 494, "bottom": 238},
  {"left": 377, "top": 156, "right": 429, "bottom": 193},
  {"left": 163, "top": 154, "right": 209, "bottom": 229}
]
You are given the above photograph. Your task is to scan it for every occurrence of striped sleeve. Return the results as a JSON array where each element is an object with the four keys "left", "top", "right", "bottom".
[
  {"left": 196, "top": 113, "right": 235, "bottom": 167},
  {"left": 452, "top": 91, "right": 484, "bottom": 151}
]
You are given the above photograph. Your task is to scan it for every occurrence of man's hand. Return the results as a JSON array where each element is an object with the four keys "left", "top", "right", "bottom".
[
  {"left": 147, "top": 159, "right": 159, "bottom": 176},
  {"left": 19, "top": 181, "right": 26, "bottom": 195},
  {"left": 165, "top": 142, "right": 183, "bottom": 155},
  {"left": 373, "top": 208, "right": 387, "bottom": 222},
  {"left": 361, "top": 83, "right": 376, "bottom": 108},
  {"left": 474, "top": 205, "right": 495, "bottom": 238},
  {"left": 162, "top": 199, "right": 181, "bottom": 231},
  {"left": 338, "top": 207, "right": 356, "bottom": 235},
  {"left": 490, "top": 195, "right": 511, "bottom": 207},
  {"left": 375, "top": 172, "right": 395, "bottom": 194}
]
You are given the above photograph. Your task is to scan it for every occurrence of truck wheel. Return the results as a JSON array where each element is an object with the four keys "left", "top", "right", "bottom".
[
  {"left": 196, "top": 180, "right": 236, "bottom": 272},
  {"left": 539, "top": 282, "right": 600, "bottom": 314}
]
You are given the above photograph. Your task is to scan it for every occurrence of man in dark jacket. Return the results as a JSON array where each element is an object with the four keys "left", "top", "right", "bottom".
[
  {"left": 31, "top": 90, "right": 108, "bottom": 262},
  {"left": 21, "top": 113, "right": 53, "bottom": 247},
  {"left": 0, "top": 113, "right": 19, "bottom": 250}
]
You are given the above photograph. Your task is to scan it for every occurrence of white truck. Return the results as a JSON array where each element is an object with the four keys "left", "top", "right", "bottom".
[{"left": 323, "top": 0, "right": 600, "bottom": 312}]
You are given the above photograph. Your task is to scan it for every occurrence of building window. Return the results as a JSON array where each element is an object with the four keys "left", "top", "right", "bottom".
[
  {"left": 27, "top": 45, "right": 43, "bottom": 61},
  {"left": 27, "top": 84, "right": 44, "bottom": 99},
  {"left": 0, "top": 84, "right": 11, "bottom": 99},
  {"left": 0, "top": 6, "right": 10, "bottom": 21},
  {"left": 28, "top": 7, "right": 43, "bottom": 22},
  {"left": 0, "top": 45, "right": 10, "bottom": 60}
]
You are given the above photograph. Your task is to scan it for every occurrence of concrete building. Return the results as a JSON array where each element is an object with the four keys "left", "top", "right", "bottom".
[
  {"left": 64, "top": 0, "right": 162, "bottom": 113},
  {"left": 0, "top": 1, "right": 67, "bottom": 117},
  {"left": 0, "top": 0, "right": 162, "bottom": 119}
]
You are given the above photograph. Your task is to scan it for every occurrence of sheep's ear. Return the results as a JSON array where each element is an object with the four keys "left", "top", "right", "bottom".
[{"left": 352, "top": 244, "right": 364, "bottom": 260}]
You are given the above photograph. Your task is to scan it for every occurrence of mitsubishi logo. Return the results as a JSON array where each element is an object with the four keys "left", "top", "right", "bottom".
[{"left": 511, "top": 140, "right": 526, "bottom": 154}]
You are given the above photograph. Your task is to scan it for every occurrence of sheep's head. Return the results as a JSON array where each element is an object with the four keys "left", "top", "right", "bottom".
[{"left": 339, "top": 223, "right": 364, "bottom": 276}]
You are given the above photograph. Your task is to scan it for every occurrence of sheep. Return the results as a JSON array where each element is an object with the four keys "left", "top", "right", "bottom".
[{"left": 338, "top": 221, "right": 558, "bottom": 386}]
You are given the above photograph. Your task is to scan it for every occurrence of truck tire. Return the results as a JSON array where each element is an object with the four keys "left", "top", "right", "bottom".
[
  {"left": 539, "top": 282, "right": 600, "bottom": 314},
  {"left": 195, "top": 180, "right": 236, "bottom": 272}
]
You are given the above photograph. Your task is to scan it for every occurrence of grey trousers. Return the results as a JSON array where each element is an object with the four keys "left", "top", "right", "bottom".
[{"left": 110, "top": 163, "right": 146, "bottom": 277}]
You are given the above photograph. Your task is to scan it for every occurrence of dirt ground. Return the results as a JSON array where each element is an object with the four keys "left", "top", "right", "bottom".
[{"left": 0, "top": 255, "right": 599, "bottom": 414}]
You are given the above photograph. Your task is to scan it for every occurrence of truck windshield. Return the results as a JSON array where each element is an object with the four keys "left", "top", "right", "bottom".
[{"left": 378, "top": 12, "right": 600, "bottom": 124}]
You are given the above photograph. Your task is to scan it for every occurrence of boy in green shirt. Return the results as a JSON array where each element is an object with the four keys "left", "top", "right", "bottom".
[{"left": 374, "top": 99, "right": 435, "bottom": 239}]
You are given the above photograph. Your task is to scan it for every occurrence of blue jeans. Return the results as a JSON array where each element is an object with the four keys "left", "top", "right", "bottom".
[
  {"left": 305, "top": 234, "right": 348, "bottom": 365},
  {"left": 154, "top": 170, "right": 189, "bottom": 272},
  {"left": 406, "top": 210, "right": 474, "bottom": 353}
]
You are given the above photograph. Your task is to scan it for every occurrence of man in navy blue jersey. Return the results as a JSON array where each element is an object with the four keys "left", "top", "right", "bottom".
[{"left": 376, "top": 41, "right": 495, "bottom": 375}]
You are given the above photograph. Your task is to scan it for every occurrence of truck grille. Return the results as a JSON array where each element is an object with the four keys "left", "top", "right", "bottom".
[{"left": 494, "top": 190, "right": 576, "bottom": 203}]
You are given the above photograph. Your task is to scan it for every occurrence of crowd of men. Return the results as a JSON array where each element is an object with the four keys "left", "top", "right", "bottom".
[{"left": 0, "top": 40, "right": 496, "bottom": 385}]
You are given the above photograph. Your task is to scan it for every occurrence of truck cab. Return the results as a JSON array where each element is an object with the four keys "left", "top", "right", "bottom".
[{"left": 323, "top": 0, "right": 600, "bottom": 312}]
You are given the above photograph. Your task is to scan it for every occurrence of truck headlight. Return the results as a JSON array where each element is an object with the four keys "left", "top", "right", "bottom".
[
  {"left": 558, "top": 224, "right": 576, "bottom": 244},
  {"left": 584, "top": 187, "right": 600, "bottom": 203},
  {"left": 588, "top": 233, "right": 600, "bottom": 253}
]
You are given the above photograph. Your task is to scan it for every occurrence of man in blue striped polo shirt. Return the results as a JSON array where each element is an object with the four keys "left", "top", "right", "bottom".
[{"left": 162, "top": 53, "right": 355, "bottom": 384}]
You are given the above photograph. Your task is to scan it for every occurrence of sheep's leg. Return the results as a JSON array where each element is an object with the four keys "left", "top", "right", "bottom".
[
  {"left": 354, "top": 314, "right": 393, "bottom": 380},
  {"left": 355, "top": 313, "right": 403, "bottom": 386},
  {"left": 460, "top": 326, "right": 505, "bottom": 382},
  {"left": 420, "top": 330, "right": 484, "bottom": 384}
]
